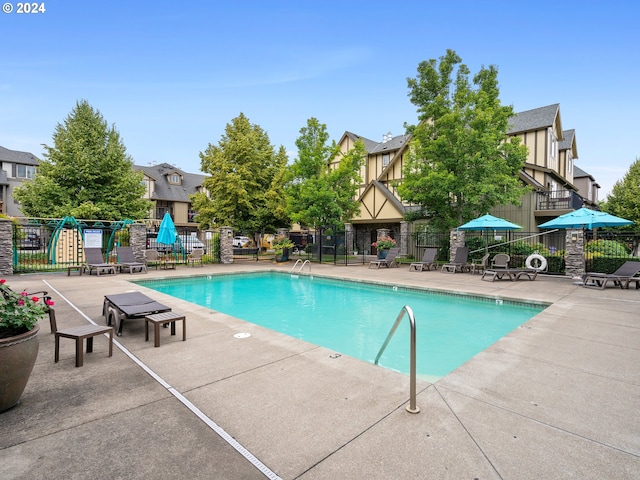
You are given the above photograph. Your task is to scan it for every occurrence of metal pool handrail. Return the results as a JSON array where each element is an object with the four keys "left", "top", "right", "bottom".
[
  {"left": 289, "top": 259, "right": 311, "bottom": 273},
  {"left": 374, "top": 305, "right": 420, "bottom": 414}
]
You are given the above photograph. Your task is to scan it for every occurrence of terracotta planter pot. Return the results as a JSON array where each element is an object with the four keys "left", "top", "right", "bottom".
[{"left": 0, "top": 324, "right": 39, "bottom": 413}]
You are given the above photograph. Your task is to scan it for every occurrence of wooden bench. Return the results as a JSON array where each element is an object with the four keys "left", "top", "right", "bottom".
[{"left": 233, "top": 247, "right": 259, "bottom": 261}]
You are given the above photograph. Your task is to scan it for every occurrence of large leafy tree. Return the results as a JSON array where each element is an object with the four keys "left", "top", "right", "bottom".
[
  {"left": 14, "top": 100, "right": 150, "bottom": 220},
  {"left": 286, "top": 117, "right": 365, "bottom": 229},
  {"left": 191, "top": 113, "right": 290, "bottom": 233},
  {"left": 398, "top": 49, "right": 528, "bottom": 230},
  {"left": 601, "top": 156, "right": 640, "bottom": 226}
]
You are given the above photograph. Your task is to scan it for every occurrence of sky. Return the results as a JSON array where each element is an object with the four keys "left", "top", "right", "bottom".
[{"left": 1, "top": 0, "right": 638, "bottom": 199}]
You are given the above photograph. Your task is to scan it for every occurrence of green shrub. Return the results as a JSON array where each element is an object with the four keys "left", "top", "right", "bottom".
[{"left": 585, "top": 239, "right": 630, "bottom": 257}]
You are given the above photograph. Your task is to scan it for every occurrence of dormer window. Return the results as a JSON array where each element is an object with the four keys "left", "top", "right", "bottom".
[{"left": 168, "top": 173, "right": 181, "bottom": 185}]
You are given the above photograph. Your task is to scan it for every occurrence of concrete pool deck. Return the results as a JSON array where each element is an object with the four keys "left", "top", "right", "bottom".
[{"left": 1, "top": 262, "right": 639, "bottom": 479}]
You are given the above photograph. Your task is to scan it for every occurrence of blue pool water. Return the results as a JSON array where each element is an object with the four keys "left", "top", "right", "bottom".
[{"left": 137, "top": 273, "right": 545, "bottom": 381}]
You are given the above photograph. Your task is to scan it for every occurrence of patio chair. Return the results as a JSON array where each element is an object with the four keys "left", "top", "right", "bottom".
[
  {"left": 583, "top": 261, "right": 640, "bottom": 290},
  {"left": 83, "top": 248, "right": 117, "bottom": 276},
  {"left": 51, "top": 307, "right": 113, "bottom": 367},
  {"left": 143, "top": 249, "right": 161, "bottom": 270},
  {"left": 116, "top": 246, "right": 147, "bottom": 274},
  {"left": 103, "top": 291, "right": 172, "bottom": 336},
  {"left": 490, "top": 253, "right": 510, "bottom": 269},
  {"left": 186, "top": 247, "right": 204, "bottom": 267},
  {"left": 441, "top": 246, "right": 470, "bottom": 273},
  {"left": 409, "top": 248, "right": 438, "bottom": 271},
  {"left": 368, "top": 247, "right": 400, "bottom": 269},
  {"left": 469, "top": 253, "right": 490, "bottom": 275}
]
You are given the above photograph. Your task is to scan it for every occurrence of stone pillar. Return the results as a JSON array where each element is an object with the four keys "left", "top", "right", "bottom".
[
  {"left": 564, "top": 228, "right": 584, "bottom": 278},
  {"left": 219, "top": 226, "right": 233, "bottom": 264},
  {"left": 449, "top": 230, "right": 465, "bottom": 262},
  {"left": 376, "top": 228, "right": 391, "bottom": 242},
  {"left": 277, "top": 228, "right": 289, "bottom": 238},
  {"left": 344, "top": 223, "right": 356, "bottom": 255},
  {"left": 0, "top": 218, "right": 13, "bottom": 275},
  {"left": 400, "top": 221, "right": 409, "bottom": 257},
  {"left": 129, "top": 223, "right": 147, "bottom": 262}
]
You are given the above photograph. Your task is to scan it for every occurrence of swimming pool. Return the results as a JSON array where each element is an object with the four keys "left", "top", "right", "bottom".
[{"left": 137, "top": 272, "right": 546, "bottom": 381}]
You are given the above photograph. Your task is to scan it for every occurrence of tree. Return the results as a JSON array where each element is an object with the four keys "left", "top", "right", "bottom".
[
  {"left": 601, "top": 156, "right": 640, "bottom": 227},
  {"left": 398, "top": 49, "right": 529, "bottom": 230},
  {"left": 14, "top": 100, "right": 151, "bottom": 220},
  {"left": 286, "top": 117, "right": 365, "bottom": 229},
  {"left": 191, "top": 113, "right": 290, "bottom": 233}
]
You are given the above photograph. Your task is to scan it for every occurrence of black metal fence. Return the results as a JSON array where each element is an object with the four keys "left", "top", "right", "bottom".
[
  {"left": 13, "top": 219, "right": 128, "bottom": 274},
  {"left": 11, "top": 220, "right": 223, "bottom": 273},
  {"left": 286, "top": 228, "right": 640, "bottom": 275},
  {"left": 10, "top": 218, "right": 640, "bottom": 275}
]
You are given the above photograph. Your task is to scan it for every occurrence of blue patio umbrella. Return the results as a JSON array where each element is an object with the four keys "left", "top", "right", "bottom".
[
  {"left": 457, "top": 214, "right": 522, "bottom": 254},
  {"left": 538, "top": 207, "right": 633, "bottom": 230},
  {"left": 157, "top": 212, "right": 177, "bottom": 247},
  {"left": 457, "top": 214, "right": 522, "bottom": 231}
]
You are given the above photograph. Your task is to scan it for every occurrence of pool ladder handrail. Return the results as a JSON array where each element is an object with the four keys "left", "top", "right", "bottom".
[
  {"left": 289, "top": 259, "right": 311, "bottom": 274},
  {"left": 374, "top": 305, "right": 420, "bottom": 414}
]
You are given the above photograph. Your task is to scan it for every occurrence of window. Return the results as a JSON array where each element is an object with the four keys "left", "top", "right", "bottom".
[
  {"left": 168, "top": 173, "right": 181, "bottom": 185},
  {"left": 382, "top": 153, "right": 390, "bottom": 167},
  {"left": 16, "top": 164, "right": 36, "bottom": 179},
  {"left": 548, "top": 129, "right": 557, "bottom": 171}
]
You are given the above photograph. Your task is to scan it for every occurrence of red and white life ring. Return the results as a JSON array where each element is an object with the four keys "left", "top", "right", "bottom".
[{"left": 525, "top": 253, "right": 547, "bottom": 271}]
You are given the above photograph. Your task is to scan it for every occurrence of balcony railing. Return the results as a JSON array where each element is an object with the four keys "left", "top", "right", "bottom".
[{"left": 535, "top": 190, "right": 584, "bottom": 211}]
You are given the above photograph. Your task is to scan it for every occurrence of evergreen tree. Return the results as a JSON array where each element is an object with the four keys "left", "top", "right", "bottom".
[
  {"left": 398, "top": 49, "right": 528, "bottom": 230},
  {"left": 14, "top": 100, "right": 150, "bottom": 220},
  {"left": 601, "top": 156, "right": 640, "bottom": 227}
]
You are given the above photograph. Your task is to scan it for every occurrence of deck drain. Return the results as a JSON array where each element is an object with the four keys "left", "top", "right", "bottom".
[{"left": 234, "top": 332, "right": 251, "bottom": 339}]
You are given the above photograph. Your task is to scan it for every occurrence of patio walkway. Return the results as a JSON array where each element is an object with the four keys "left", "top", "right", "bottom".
[{"left": 1, "top": 261, "right": 639, "bottom": 479}]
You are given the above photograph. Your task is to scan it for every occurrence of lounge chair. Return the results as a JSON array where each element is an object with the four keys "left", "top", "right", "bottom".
[
  {"left": 441, "top": 246, "right": 470, "bottom": 273},
  {"left": 116, "top": 246, "right": 147, "bottom": 274},
  {"left": 481, "top": 268, "right": 538, "bottom": 282},
  {"left": 83, "top": 248, "right": 117, "bottom": 276},
  {"left": 103, "top": 291, "right": 172, "bottom": 336},
  {"left": 490, "top": 253, "right": 510, "bottom": 269},
  {"left": 186, "top": 247, "right": 204, "bottom": 267},
  {"left": 409, "top": 248, "right": 438, "bottom": 271},
  {"left": 469, "top": 253, "right": 490, "bottom": 275},
  {"left": 583, "top": 261, "right": 640, "bottom": 290},
  {"left": 369, "top": 247, "right": 400, "bottom": 269}
]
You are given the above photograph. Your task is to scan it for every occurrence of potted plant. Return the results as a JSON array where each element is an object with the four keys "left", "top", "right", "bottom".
[
  {"left": 272, "top": 236, "right": 295, "bottom": 262},
  {"left": 372, "top": 236, "right": 396, "bottom": 259},
  {"left": 0, "top": 279, "right": 54, "bottom": 413}
]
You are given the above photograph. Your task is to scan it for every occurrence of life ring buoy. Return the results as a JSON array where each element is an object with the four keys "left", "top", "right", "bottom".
[{"left": 525, "top": 253, "right": 547, "bottom": 271}]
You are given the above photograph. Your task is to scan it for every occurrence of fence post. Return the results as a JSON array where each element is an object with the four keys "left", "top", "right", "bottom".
[
  {"left": 0, "top": 218, "right": 13, "bottom": 275},
  {"left": 449, "top": 229, "right": 465, "bottom": 262},
  {"left": 565, "top": 228, "right": 584, "bottom": 278},
  {"left": 219, "top": 227, "right": 233, "bottom": 264},
  {"left": 129, "top": 223, "right": 147, "bottom": 262}
]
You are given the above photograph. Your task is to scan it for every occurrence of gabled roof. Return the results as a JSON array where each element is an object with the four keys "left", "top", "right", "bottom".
[
  {"left": 508, "top": 104, "right": 560, "bottom": 135},
  {"left": 559, "top": 129, "right": 578, "bottom": 158},
  {"left": 134, "top": 163, "right": 205, "bottom": 203},
  {"left": 0, "top": 146, "right": 40, "bottom": 165},
  {"left": 342, "top": 131, "right": 379, "bottom": 153},
  {"left": 573, "top": 166, "right": 600, "bottom": 189},
  {"left": 369, "top": 134, "right": 410, "bottom": 154}
]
